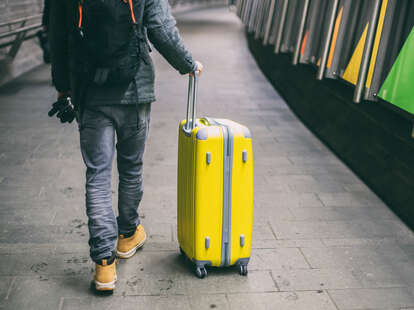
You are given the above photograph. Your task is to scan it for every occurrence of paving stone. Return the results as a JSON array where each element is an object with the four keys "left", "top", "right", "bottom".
[
  {"left": 54, "top": 243, "right": 90, "bottom": 254},
  {"left": 254, "top": 192, "right": 324, "bottom": 208},
  {"left": 288, "top": 181, "right": 346, "bottom": 193},
  {"left": 272, "top": 268, "right": 362, "bottom": 291},
  {"left": 259, "top": 143, "right": 332, "bottom": 158},
  {"left": 252, "top": 238, "right": 325, "bottom": 249},
  {"left": 249, "top": 248, "right": 310, "bottom": 270},
  {"left": 0, "top": 243, "right": 57, "bottom": 255},
  {"left": 253, "top": 204, "right": 295, "bottom": 222},
  {"left": 288, "top": 206, "right": 395, "bottom": 221},
  {"left": 0, "top": 277, "right": 14, "bottom": 301},
  {"left": 343, "top": 183, "right": 372, "bottom": 192},
  {"left": 0, "top": 224, "right": 89, "bottom": 244},
  {"left": 227, "top": 291, "right": 337, "bottom": 310},
  {"left": 63, "top": 295, "right": 191, "bottom": 310},
  {"left": 321, "top": 237, "right": 397, "bottom": 247},
  {"left": 187, "top": 293, "right": 229, "bottom": 310},
  {"left": 271, "top": 220, "right": 411, "bottom": 240},
  {"left": 2, "top": 275, "right": 91, "bottom": 309},
  {"left": 301, "top": 244, "right": 414, "bottom": 288},
  {"left": 61, "top": 297, "right": 92, "bottom": 310},
  {"left": 288, "top": 154, "right": 346, "bottom": 166},
  {"left": 143, "top": 221, "right": 174, "bottom": 243},
  {"left": 115, "top": 273, "right": 187, "bottom": 296},
  {"left": 117, "top": 250, "right": 191, "bottom": 276},
  {"left": 251, "top": 222, "right": 278, "bottom": 241},
  {"left": 293, "top": 165, "right": 362, "bottom": 177},
  {"left": 263, "top": 174, "right": 316, "bottom": 185},
  {"left": 0, "top": 252, "right": 92, "bottom": 277},
  {"left": 252, "top": 155, "right": 293, "bottom": 167},
  {"left": 397, "top": 236, "right": 414, "bottom": 260},
  {"left": 254, "top": 164, "right": 311, "bottom": 176},
  {"left": 301, "top": 243, "right": 410, "bottom": 268},
  {"left": 328, "top": 288, "right": 414, "bottom": 309},
  {"left": 185, "top": 270, "right": 277, "bottom": 294},
  {"left": 0, "top": 207, "right": 56, "bottom": 225},
  {"left": 318, "top": 192, "right": 386, "bottom": 208}
]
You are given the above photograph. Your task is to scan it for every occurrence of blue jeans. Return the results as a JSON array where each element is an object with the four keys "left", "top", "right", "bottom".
[{"left": 79, "top": 103, "right": 151, "bottom": 262}]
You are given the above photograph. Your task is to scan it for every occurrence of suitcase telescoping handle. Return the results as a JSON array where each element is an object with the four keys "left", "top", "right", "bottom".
[{"left": 184, "top": 71, "right": 199, "bottom": 133}]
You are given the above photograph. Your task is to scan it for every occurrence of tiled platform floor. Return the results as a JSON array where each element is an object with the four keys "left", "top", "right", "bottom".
[{"left": 0, "top": 7, "right": 413, "bottom": 310}]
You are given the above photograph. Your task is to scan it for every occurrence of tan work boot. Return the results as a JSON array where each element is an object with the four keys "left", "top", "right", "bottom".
[
  {"left": 94, "top": 258, "right": 117, "bottom": 291},
  {"left": 117, "top": 224, "right": 147, "bottom": 259}
]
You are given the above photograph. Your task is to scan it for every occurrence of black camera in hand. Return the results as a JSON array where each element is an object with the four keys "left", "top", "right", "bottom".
[{"left": 48, "top": 96, "right": 76, "bottom": 123}]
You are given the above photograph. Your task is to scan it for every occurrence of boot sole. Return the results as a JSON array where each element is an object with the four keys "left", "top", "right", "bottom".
[
  {"left": 116, "top": 235, "right": 147, "bottom": 259},
  {"left": 94, "top": 275, "right": 117, "bottom": 291}
]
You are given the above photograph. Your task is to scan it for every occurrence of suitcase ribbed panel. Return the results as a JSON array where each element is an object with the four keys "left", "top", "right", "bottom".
[{"left": 177, "top": 120, "right": 196, "bottom": 260}]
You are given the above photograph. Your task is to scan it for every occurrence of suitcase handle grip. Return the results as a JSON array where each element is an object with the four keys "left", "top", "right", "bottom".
[{"left": 184, "top": 71, "right": 199, "bottom": 132}]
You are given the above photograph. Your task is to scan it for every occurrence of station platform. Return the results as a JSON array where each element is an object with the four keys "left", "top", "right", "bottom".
[{"left": 1, "top": 7, "right": 414, "bottom": 310}]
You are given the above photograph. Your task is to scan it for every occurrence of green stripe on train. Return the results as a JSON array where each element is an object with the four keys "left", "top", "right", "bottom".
[{"left": 378, "top": 27, "right": 414, "bottom": 115}]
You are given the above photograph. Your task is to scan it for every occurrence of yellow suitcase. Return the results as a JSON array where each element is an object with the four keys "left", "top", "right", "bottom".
[{"left": 177, "top": 74, "right": 254, "bottom": 278}]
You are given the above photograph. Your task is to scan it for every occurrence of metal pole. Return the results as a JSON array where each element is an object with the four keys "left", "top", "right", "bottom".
[
  {"left": 259, "top": 0, "right": 270, "bottom": 40},
  {"left": 353, "top": 0, "right": 381, "bottom": 103},
  {"left": 248, "top": 0, "right": 258, "bottom": 32},
  {"left": 236, "top": 0, "right": 243, "bottom": 16},
  {"left": 317, "top": 0, "right": 339, "bottom": 80},
  {"left": 241, "top": 0, "right": 247, "bottom": 23},
  {"left": 292, "top": 0, "right": 310, "bottom": 65},
  {"left": 251, "top": 0, "right": 261, "bottom": 33},
  {"left": 254, "top": 0, "right": 265, "bottom": 39},
  {"left": 263, "top": 0, "right": 276, "bottom": 45},
  {"left": 244, "top": 0, "right": 254, "bottom": 25},
  {"left": 274, "top": 0, "right": 289, "bottom": 54},
  {"left": 241, "top": 0, "right": 249, "bottom": 23}
]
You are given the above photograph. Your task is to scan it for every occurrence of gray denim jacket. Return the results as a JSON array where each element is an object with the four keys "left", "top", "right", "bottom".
[{"left": 49, "top": 0, "right": 197, "bottom": 105}]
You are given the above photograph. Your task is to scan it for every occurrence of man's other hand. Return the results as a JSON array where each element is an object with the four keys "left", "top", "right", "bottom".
[{"left": 48, "top": 94, "right": 76, "bottom": 123}]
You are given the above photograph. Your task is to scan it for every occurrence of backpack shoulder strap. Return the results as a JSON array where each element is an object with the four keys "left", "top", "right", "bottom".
[
  {"left": 123, "top": 0, "right": 137, "bottom": 24},
  {"left": 77, "top": 0, "right": 140, "bottom": 31}
]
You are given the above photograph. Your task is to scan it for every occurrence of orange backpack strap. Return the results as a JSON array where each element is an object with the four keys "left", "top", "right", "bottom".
[
  {"left": 78, "top": 0, "right": 83, "bottom": 29},
  {"left": 126, "top": 0, "right": 137, "bottom": 24}
]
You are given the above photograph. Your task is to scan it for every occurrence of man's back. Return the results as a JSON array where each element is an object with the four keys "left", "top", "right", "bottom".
[{"left": 50, "top": 0, "right": 197, "bottom": 105}]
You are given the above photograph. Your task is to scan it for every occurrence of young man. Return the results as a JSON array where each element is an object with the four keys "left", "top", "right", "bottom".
[{"left": 49, "top": 0, "right": 202, "bottom": 291}]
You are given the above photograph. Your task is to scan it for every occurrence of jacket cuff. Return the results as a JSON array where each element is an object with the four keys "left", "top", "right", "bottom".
[{"left": 178, "top": 56, "right": 197, "bottom": 75}]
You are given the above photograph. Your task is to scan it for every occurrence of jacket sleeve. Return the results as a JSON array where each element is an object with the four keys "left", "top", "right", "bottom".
[
  {"left": 42, "top": 0, "right": 50, "bottom": 29},
  {"left": 49, "top": 0, "right": 71, "bottom": 93},
  {"left": 144, "top": 0, "right": 197, "bottom": 75}
]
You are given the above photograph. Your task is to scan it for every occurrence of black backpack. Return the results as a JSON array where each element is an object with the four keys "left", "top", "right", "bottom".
[{"left": 73, "top": 0, "right": 146, "bottom": 86}]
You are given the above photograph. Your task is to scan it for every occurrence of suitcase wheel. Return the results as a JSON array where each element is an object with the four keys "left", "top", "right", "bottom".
[
  {"left": 195, "top": 266, "right": 207, "bottom": 279},
  {"left": 239, "top": 264, "right": 248, "bottom": 276},
  {"left": 179, "top": 247, "right": 185, "bottom": 257}
]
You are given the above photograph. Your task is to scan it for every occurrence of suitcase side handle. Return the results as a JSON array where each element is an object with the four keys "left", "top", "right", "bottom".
[{"left": 184, "top": 71, "right": 199, "bottom": 133}]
